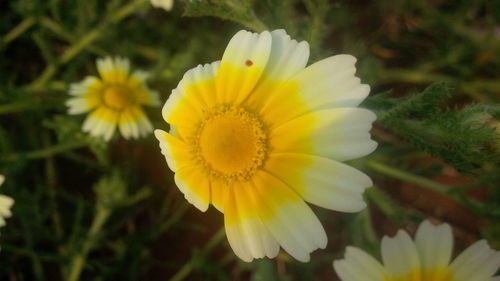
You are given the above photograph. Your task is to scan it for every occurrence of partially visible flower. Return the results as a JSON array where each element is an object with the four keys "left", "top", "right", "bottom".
[
  {"left": 0, "top": 175, "right": 14, "bottom": 228},
  {"left": 67, "top": 57, "right": 160, "bottom": 141},
  {"left": 334, "top": 220, "right": 500, "bottom": 281},
  {"left": 151, "top": 0, "right": 173, "bottom": 11},
  {"left": 156, "top": 29, "right": 376, "bottom": 262}
]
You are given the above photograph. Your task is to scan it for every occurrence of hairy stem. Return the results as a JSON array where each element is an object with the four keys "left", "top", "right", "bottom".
[{"left": 66, "top": 205, "right": 111, "bottom": 281}]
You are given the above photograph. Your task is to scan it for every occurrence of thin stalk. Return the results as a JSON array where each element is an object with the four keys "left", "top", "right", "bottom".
[
  {"left": 25, "top": 0, "right": 149, "bottom": 91},
  {"left": 66, "top": 205, "right": 111, "bottom": 281},
  {"left": 367, "top": 160, "right": 449, "bottom": 195},
  {"left": 1, "top": 139, "right": 90, "bottom": 162},
  {"left": 168, "top": 228, "right": 226, "bottom": 281},
  {"left": 109, "top": 0, "right": 149, "bottom": 23},
  {"left": 39, "top": 17, "right": 106, "bottom": 56},
  {"left": 366, "top": 160, "right": 489, "bottom": 217},
  {"left": 2, "top": 17, "right": 36, "bottom": 44},
  {"left": 42, "top": 133, "right": 66, "bottom": 277},
  {"left": 0, "top": 100, "right": 39, "bottom": 115}
]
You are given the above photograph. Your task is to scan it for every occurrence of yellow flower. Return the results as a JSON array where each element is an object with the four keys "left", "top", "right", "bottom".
[
  {"left": 0, "top": 175, "right": 14, "bottom": 228},
  {"left": 151, "top": 0, "right": 173, "bottom": 11},
  {"left": 155, "top": 30, "right": 377, "bottom": 262},
  {"left": 67, "top": 57, "right": 160, "bottom": 141},
  {"left": 334, "top": 220, "right": 500, "bottom": 281}
]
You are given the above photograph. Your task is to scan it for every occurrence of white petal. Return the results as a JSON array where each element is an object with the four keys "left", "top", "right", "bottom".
[
  {"left": 381, "top": 230, "right": 420, "bottom": 277},
  {"left": 0, "top": 175, "right": 4, "bottom": 186},
  {"left": 174, "top": 165, "right": 210, "bottom": 212},
  {"left": 334, "top": 246, "right": 386, "bottom": 281},
  {"left": 151, "top": 0, "right": 173, "bottom": 11},
  {"left": 96, "top": 57, "right": 114, "bottom": 75},
  {"left": 68, "top": 76, "right": 101, "bottom": 96},
  {"left": 66, "top": 98, "right": 92, "bottom": 114},
  {"left": 154, "top": 130, "right": 192, "bottom": 173},
  {"left": 0, "top": 194, "right": 14, "bottom": 227},
  {"left": 415, "top": 220, "right": 453, "bottom": 270},
  {"left": 294, "top": 54, "right": 370, "bottom": 110},
  {"left": 96, "top": 57, "right": 130, "bottom": 83},
  {"left": 449, "top": 240, "right": 500, "bottom": 281},
  {"left": 263, "top": 29, "right": 309, "bottom": 81},
  {"left": 216, "top": 30, "right": 272, "bottom": 104},
  {"left": 82, "top": 108, "right": 118, "bottom": 141},
  {"left": 97, "top": 57, "right": 129, "bottom": 76},
  {"left": 162, "top": 61, "right": 220, "bottom": 127},
  {"left": 270, "top": 107, "right": 377, "bottom": 161},
  {"left": 129, "top": 70, "right": 161, "bottom": 106},
  {"left": 251, "top": 171, "right": 327, "bottom": 262},
  {"left": 118, "top": 109, "right": 139, "bottom": 139},
  {"left": 265, "top": 153, "right": 372, "bottom": 212},
  {"left": 224, "top": 184, "right": 279, "bottom": 262}
]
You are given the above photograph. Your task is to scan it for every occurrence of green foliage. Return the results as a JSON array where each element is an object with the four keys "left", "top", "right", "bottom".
[
  {"left": 184, "top": 0, "right": 267, "bottom": 31},
  {"left": 368, "top": 82, "right": 499, "bottom": 174}
]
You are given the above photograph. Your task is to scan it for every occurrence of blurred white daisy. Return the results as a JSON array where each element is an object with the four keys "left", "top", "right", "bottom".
[
  {"left": 67, "top": 57, "right": 160, "bottom": 141},
  {"left": 334, "top": 220, "right": 500, "bottom": 281},
  {"left": 151, "top": 0, "right": 173, "bottom": 11},
  {"left": 0, "top": 175, "right": 14, "bottom": 228}
]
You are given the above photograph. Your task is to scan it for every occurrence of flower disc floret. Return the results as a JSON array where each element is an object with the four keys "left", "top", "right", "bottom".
[
  {"left": 102, "top": 85, "right": 135, "bottom": 110},
  {"left": 194, "top": 105, "right": 267, "bottom": 181}
]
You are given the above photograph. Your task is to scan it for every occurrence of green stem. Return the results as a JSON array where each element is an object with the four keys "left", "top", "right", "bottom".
[
  {"left": 2, "top": 17, "right": 36, "bottom": 44},
  {"left": 367, "top": 160, "right": 449, "bottom": 195},
  {"left": 60, "top": 28, "right": 102, "bottom": 64},
  {"left": 366, "top": 160, "right": 490, "bottom": 218},
  {"left": 66, "top": 205, "right": 111, "bottom": 281},
  {"left": 42, "top": 133, "right": 66, "bottom": 278},
  {"left": 0, "top": 100, "right": 38, "bottom": 115},
  {"left": 365, "top": 187, "right": 422, "bottom": 223},
  {"left": 25, "top": 0, "right": 149, "bottom": 91},
  {"left": 39, "top": 17, "right": 106, "bottom": 56},
  {"left": 1, "top": 139, "right": 90, "bottom": 162},
  {"left": 109, "top": 0, "right": 149, "bottom": 23},
  {"left": 168, "top": 228, "right": 226, "bottom": 281}
]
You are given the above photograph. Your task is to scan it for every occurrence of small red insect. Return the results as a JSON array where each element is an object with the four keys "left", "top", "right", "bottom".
[{"left": 245, "top": 59, "right": 253, "bottom": 66}]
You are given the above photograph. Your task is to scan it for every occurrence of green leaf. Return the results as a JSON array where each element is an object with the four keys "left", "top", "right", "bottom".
[{"left": 372, "top": 83, "right": 500, "bottom": 174}]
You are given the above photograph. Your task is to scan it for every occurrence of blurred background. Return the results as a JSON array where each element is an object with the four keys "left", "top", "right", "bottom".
[{"left": 0, "top": 0, "right": 499, "bottom": 280}]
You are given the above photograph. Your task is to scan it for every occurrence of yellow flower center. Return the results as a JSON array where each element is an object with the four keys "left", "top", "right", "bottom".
[
  {"left": 195, "top": 105, "right": 267, "bottom": 181},
  {"left": 102, "top": 85, "right": 133, "bottom": 110},
  {"left": 385, "top": 268, "right": 456, "bottom": 281}
]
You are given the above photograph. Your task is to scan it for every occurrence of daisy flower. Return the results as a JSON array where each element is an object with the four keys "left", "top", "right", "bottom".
[
  {"left": 334, "top": 220, "right": 500, "bottom": 281},
  {"left": 151, "top": 0, "right": 174, "bottom": 11},
  {"left": 0, "top": 175, "right": 14, "bottom": 228},
  {"left": 67, "top": 57, "right": 160, "bottom": 141},
  {"left": 155, "top": 29, "right": 377, "bottom": 262}
]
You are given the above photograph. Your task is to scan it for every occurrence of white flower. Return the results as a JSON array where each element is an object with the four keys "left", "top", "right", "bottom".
[
  {"left": 0, "top": 175, "right": 14, "bottom": 228},
  {"left": 66, "top": 57, "right": 160, "bottom": 141},
  {"left": 334, "top": 220, "right": 500, "bottom": 281},
  {"left": 155, "top": 29, "right": 376, "bottom": 262},
  {"left": 151, "top": 0, "right": 174, "bottom": 11}
]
